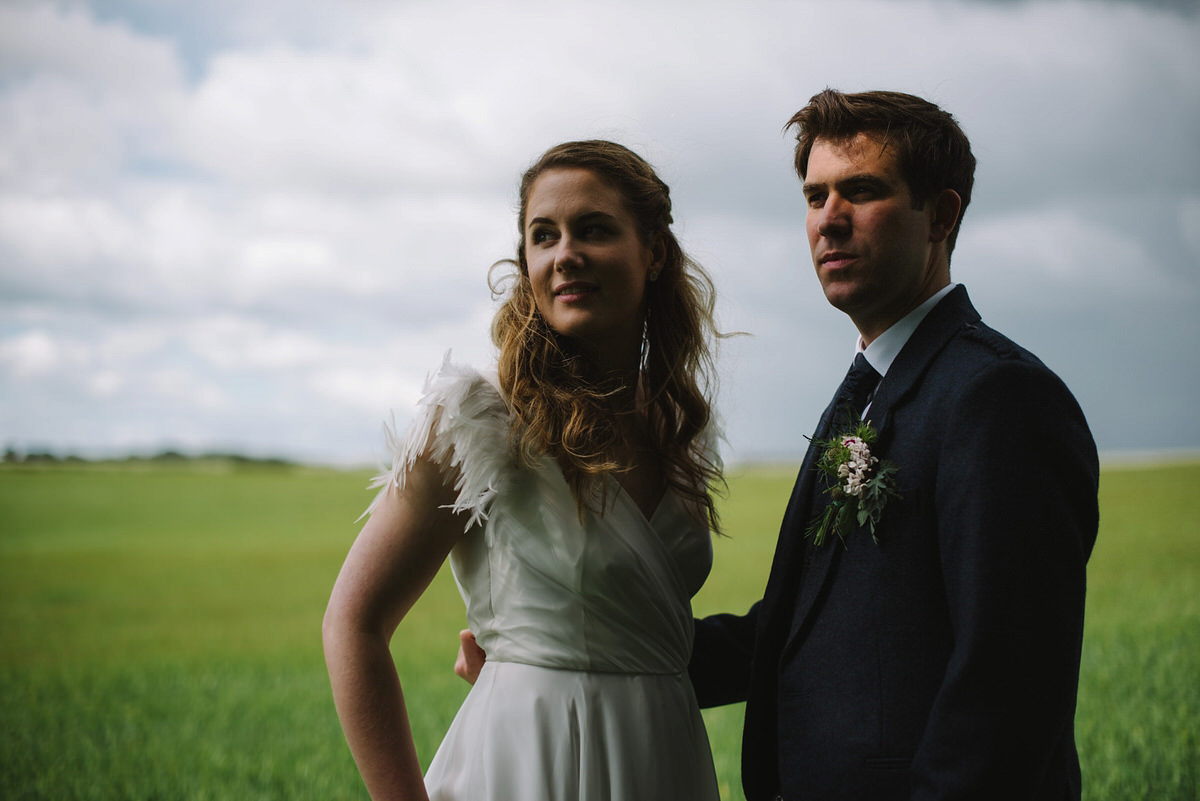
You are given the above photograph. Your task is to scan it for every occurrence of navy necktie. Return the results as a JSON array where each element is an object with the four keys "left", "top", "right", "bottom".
[
  {"left": 818, "top": 353, "right": 881, "bottom": 440},
  {"left": 788, "top": 355, "right": 882, "bottom": 635},
  {"left": 841, "top": 353, "right": 881, "bottom": 420},
  {"left": 802, "top": 353, "right": 881, "bottom": 546}
]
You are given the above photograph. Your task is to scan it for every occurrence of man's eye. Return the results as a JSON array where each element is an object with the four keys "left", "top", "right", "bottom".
[
  {"left": 806, "top": 194, "right": 825, "bottom": 209},
  {"left": 848, "top": 183, "right": 881, "bottom": 201}
]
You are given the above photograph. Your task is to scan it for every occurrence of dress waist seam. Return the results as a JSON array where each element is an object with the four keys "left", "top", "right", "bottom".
[{"left": 489, "top": 658, "right": 687, "bottom": 678}]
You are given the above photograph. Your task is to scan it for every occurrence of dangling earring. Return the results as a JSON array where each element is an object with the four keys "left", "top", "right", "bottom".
[{"left": 639, "top": 315, "right": 650, "bottom": 371}]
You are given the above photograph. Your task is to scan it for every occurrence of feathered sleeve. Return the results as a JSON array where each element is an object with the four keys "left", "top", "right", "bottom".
[{"left": 362, "top": 354, "right": 511, "bottom": 530}]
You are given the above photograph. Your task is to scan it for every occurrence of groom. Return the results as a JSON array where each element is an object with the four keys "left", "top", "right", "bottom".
[{"left": 688, "top": 90, "right": 1099, "bottom": 800}]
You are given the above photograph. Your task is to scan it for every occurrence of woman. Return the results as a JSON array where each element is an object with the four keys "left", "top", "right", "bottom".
[{"left": 322, "top": 140, "right": 723, "bottom": 801}]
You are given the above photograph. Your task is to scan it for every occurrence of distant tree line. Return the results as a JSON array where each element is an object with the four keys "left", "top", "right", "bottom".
[{"left": 2, "top": 448, "right": 294, "bottom": 468}]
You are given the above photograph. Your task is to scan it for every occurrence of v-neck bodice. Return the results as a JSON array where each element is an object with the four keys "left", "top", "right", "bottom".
[
  {"left": 369, "top": 358, "right": 714, "bottom": 674},
  {"left": 450, "top": 463, "right": 710, "bottom": 674},
  {"left": 368, "top": 357, "right": 722, "bottom": 801}
]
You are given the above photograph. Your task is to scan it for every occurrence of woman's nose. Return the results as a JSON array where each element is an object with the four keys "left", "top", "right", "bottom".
[{"left": 554, "top": 236, "right": 583, "bottom": 271}]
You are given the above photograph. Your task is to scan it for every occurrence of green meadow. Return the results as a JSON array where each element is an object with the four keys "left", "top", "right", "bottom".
[{"left": 1, "top": 461, "right": 1197, "bottom": 800}]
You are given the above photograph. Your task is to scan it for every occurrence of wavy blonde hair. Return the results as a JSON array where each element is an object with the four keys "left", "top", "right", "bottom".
[{"left": 490, "top": 140, "right": 723, "bottom": 530}]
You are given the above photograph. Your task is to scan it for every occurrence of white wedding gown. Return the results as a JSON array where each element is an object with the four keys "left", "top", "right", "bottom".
[{"left": 369, "top": 358, "right": 720, "bottom": 801}]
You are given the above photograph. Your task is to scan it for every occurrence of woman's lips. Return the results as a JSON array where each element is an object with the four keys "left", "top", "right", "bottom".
[{"left": 553, "top": 282, "right": 598, "bottom": 301}]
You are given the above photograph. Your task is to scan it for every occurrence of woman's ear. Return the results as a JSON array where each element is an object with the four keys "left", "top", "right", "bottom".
[
  {"left": 649, "top": 233, "right": 667, "bottom": 273},
  {"left": 929, "top": 189, "right": 963, "bottom": 244}
]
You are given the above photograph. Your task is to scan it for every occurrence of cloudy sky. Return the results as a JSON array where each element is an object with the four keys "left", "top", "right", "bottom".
[{"left": 2, "top": 0, "right": 1197, "bottom": 467}]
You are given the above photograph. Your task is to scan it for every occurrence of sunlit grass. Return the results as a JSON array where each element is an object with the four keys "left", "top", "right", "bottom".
[{"left": 1, "top": 461, "right": 1196, "bottom": 799}]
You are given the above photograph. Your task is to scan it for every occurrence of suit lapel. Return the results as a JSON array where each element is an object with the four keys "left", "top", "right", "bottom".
[
  {"left": 773, "top": 286, "right": 983, "bottom": 655},
  {"left": 866, "top": 286, "right": 981, "bottom": 447},
  {"left": 756, "top": 396, "right": 837, "bottom": 640}
]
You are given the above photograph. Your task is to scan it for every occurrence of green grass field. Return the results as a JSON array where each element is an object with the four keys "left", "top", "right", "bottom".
[{"left": 1, "top": 461, "right": 1197, "bottom": 800}]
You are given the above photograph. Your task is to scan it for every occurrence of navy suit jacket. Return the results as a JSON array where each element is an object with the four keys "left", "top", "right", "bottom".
[{"left": 691, "top": 286, "right": 1099, "bottom": 800}]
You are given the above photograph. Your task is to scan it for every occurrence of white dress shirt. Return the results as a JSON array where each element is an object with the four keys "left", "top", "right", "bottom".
[{"left": 856, "top": 283, "right": 958, "bottom": 416}]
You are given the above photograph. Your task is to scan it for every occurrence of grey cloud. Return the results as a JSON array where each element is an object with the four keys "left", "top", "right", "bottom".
[{"left": 2, "top": 0, "right": 1197, "bottom": 464}]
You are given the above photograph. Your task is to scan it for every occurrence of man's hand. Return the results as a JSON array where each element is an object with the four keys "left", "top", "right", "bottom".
[{"left": 454, "top": 629, "right": 487, "bottom": 685}]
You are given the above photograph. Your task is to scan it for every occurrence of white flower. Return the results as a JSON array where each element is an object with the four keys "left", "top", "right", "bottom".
[
  {"left": 836, "top": 439, "right": 879, "bottom": 499},
  {"left": 807, "top": 420, "right": 901, "bottom": 547}
]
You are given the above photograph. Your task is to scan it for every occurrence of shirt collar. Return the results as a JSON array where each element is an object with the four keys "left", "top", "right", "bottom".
[{"left": 857, "top": 283, "right": 958, "bottom": 376}]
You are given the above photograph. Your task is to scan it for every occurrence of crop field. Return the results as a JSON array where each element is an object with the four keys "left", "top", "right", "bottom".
[{"left": 1, "top": 460, "right": 1197, "bottom": 799}]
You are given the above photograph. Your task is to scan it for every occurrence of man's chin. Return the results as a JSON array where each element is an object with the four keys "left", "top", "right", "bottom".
[{"left": 820, "top": 283, "right": 864, "bottom": 315}]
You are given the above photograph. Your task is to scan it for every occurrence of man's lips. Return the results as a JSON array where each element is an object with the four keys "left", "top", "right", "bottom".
[{"left": 819, "top": 251, "right": 857, "bottom": 269}]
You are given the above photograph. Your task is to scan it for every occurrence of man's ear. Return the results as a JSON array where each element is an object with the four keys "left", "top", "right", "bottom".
[{"left": 929, "top": 189, "right": 963, "bottom": 244}]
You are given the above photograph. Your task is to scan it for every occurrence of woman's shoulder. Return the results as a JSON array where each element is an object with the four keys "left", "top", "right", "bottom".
[
  {"left": 422, "top": 350, "right": 501, "bottom": 400},
  {"left": 364, "top": 353, "right": 512, "bottom": 526},
  {"left": 413, "top": 353, "right": 506, "bottom": 425}
]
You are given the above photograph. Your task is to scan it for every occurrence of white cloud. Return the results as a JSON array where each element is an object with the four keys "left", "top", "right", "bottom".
[
  {"left": 180, "top": 315, "right": 330, "bottom": 370},
  {"left": 178, "top": 47, "right": 481, "bottom": 192},
  {"left": 0, "top": 2, "right": 186, "bottom": 190},
  {"left": 86, "top": 369, "right": 124, "bottom": 398},
  {"left": 1, "top": 330, "right": 68, "bottom": 376},
  {"left": 308, "top": 367, "right": 424, "bottom": 415},
  {"left": 147, "top": 367, "right": 228, "bottom": 409},
  {"left": 0, "top": 2, "right": 180, "bottom": 89},
  {"left": 1, "top": 0, "right": 1197, "bottom": 461},
  {"left": 0, "top": 194, "right": 131, "bottom": 269}
]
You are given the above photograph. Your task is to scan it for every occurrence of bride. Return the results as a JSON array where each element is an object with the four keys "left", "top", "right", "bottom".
[{"left": 323, "top": 140, "right": 724, "bottom": 801}]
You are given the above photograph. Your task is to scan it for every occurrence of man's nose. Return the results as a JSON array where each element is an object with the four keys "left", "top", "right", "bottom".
[{"left": 816, "top": 195, "right": 851, "bottom": 238}]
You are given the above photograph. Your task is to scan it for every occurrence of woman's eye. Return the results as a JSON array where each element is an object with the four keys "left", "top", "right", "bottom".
[
  {"left": 581, "top": 223, "right": 610, "bottom": 239},
  {"left": 530, "top": 229, "right": 554, "bottom": 245}
]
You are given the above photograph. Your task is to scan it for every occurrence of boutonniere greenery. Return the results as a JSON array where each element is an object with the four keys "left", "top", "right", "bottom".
[{"left": 806, "top": 419, "right": 901, "bottom": 547}]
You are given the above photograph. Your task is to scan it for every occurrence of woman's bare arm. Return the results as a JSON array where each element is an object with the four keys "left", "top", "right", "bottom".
[{"left": 322, "top": 453, "right": 464, "bottom": 801}]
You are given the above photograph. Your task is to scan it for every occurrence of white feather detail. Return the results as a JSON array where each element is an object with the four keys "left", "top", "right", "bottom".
[{"left": 362, "top": 353, "right": 511, "bottom": 530}]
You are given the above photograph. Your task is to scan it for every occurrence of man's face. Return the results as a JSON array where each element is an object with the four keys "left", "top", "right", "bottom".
[{"left": 803, "top": 132, "right": 949, "bottom": 344}]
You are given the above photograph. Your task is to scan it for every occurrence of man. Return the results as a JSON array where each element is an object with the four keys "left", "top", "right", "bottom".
[{"left": 688, "top": 89, "right": 1099, "bottom": 800}]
